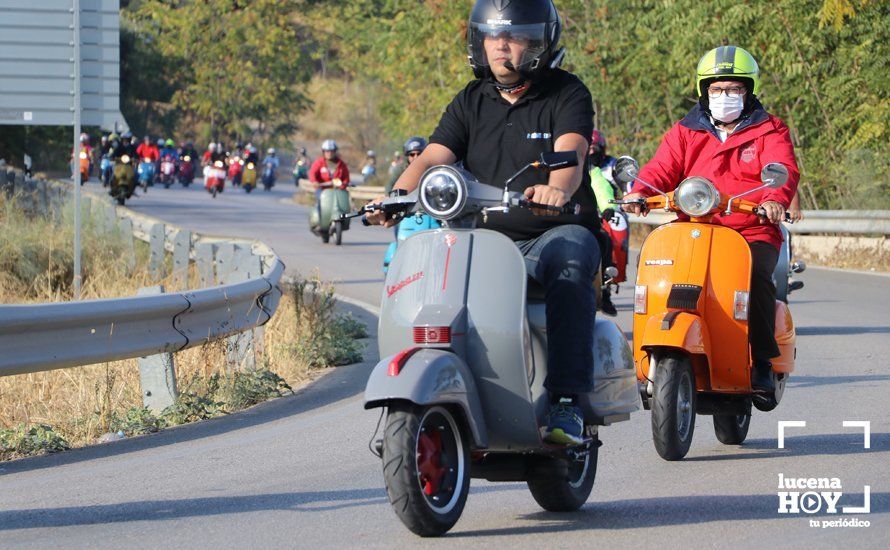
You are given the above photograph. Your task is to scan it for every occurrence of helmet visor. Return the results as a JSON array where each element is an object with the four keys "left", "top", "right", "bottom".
[{"left": 468, "top": 23, "right": 548, "bottom": 69}]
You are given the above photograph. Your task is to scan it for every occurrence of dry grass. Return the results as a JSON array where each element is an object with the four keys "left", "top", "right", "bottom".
[{"left": 0, "top": 192, "right": 367, "bottom": 460}]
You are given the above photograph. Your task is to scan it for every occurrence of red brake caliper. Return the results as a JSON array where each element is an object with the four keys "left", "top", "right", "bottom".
[{"left": 417, "top": 429, "right": 446, "bottom": 496}]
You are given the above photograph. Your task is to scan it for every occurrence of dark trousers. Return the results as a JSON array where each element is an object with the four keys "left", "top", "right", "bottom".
[
  {"left": 516, "top": 224, "right": 600, "bottom": 394},
  {"left": 749, "top": 241, "right": 781, "bottom": 361}
]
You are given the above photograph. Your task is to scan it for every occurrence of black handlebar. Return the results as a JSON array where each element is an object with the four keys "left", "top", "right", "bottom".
[
  {"left": 753, "top": 206, "right": 793, "bottom": 224},
  {"left": 523, "top": 200, "right": 581, "bottom": 215}
]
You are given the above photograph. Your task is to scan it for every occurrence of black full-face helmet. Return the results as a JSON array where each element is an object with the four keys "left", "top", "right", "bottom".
[{"left": 467, "top": 0, "right": 564, "bottom": 80}]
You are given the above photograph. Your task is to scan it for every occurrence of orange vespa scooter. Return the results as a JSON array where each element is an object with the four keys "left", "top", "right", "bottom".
[{"left": 612, "top": 158, "right": 796, "bottom": 461}]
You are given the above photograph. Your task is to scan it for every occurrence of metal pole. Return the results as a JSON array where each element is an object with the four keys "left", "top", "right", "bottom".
[{"left": 73, "top": 0, "right": 82, "bottom": 299}]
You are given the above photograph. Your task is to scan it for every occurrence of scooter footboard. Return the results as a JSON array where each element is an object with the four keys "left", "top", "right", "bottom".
[{"left": 364, "top": 348, "right": 488, "bottom": 448}]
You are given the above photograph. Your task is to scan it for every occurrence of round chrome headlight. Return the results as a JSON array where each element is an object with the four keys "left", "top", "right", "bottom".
[
  {"left": 675, "top": 177, "right": 720, "bottom": 217},
  {"left": 418, "top": 166, "right": 467, "bottom": 220}
]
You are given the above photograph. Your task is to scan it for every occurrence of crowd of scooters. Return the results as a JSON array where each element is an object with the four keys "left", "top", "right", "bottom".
[{"left": 73, "top": 132, "right": 282, "bottom": 204}]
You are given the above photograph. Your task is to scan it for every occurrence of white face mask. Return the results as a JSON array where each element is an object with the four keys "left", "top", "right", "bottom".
[{"left": 709, "top": 94, "right": 744, "bottom": 123}]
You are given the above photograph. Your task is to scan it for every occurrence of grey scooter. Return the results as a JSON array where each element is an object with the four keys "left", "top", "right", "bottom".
[{"left": 347, "top": 152, "right": 638, "bottom": 537}]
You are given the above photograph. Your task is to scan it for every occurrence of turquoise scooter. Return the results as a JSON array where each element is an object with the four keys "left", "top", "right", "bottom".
[{"left": 309, "top": 178, "right": 352, "bottom": 245}]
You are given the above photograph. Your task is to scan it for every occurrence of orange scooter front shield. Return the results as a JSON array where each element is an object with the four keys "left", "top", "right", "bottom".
[{"left": 635, "top": 222, "right": 753, "bottom": 393}]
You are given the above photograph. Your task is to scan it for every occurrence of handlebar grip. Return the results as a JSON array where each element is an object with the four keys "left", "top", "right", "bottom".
[
  {"left": 753, "top": 206, "right": 794, "bottom": 224},
  {"left": 526, "top": 200, "right": 581, "bottom": 215}
]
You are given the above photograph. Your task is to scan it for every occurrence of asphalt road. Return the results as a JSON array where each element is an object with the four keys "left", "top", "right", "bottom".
[{"left": 1, "top": 178, "right": 887, "bottom": 548}]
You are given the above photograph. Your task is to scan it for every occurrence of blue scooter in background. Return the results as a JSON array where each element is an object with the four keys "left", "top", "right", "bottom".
[
  {"left": 137, "top": 156, "right": 155, "bottom": 192},
  {"left": 382, "top": 213, "right": 441, "bottom": 273}
]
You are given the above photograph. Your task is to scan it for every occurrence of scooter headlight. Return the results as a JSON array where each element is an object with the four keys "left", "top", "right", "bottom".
[
  {"left": 418, "top": 166, "right": 467, "bottom": 221},
  {"left": 121, "top": 155, "right": 130, "bottom": 164},
  {"left": 675, "top": 177, "right": 720, "bottom": 217},
  {"left": 183, "top": 155, "right": 191, "bottom": 162}
]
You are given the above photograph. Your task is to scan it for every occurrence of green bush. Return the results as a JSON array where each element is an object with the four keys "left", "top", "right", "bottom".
[
  {"left": 0, "top": 424, "right": 70, "bottom": 460},
  {"left": 221, "top": 369, "right": 293, "bottom": 410}
]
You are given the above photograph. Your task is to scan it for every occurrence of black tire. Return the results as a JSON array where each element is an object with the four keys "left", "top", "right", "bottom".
[
  {"left": 713, "top": 414, "right": 751, "bottom": 445},
  {"left": 211, "top": 187, "right": 218, "bottom": 198},
  {"left": 382, "top": 404, "right": 470, "bottom": 537},
  {"left": 332, "top": 222, "right": 343, "bottom": 245},
  {"left": 320, "top": 230, "right": 330, "bottom": 244},
  {"left": 245, "top": 186, "right": 253, "bottom": 194},
  {"left": 650, "top": 353, "right": 697, "bottom": 461},
  {"left": 116, "top": 195, "right": 125, "bottom": 206},
  {"left": 527, "top": 438, "right": 598, "bottom": 512},
  {"left": 753, "top": 373, "right": 786, "bottom": 412}
]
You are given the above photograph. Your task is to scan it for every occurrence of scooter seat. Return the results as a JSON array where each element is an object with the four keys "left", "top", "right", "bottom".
[{"left": 526, "top": 278, "right": 547, "bottom": 302}]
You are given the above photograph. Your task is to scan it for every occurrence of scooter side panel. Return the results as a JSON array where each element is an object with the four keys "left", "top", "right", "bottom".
[
  {"left": 465, "top": 230, "right": 540, "bottom": 450},
  {"left": 528, "top": 306, "right": 638, "bottom": 422},
  {"left": 364, "top": 348, "right": 488, "bottom": 448},
  {"left": 318, "top": 189, "right": 336, "bottom": 228},
  {"left": 772, "top": 300, "right": 796, "bottom": 373}
]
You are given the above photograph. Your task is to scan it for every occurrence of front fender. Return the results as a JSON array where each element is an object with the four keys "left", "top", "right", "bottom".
[
  {"left": 364, "top": 348, "right": 488, "bottom": 448},
  {"left": 638, "top": 312, "right": 711, "bottom": 378}
]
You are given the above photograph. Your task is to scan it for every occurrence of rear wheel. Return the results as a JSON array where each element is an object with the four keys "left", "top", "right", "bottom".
[
  {"left": 527, "top": 437, "right": 598, "bottom": 512},
  {"left": 382, "top": 404, "right": 469, "bottom": 537},
  {"left": 713, "top": 414, "right": 751, "bottom": 445},
  {"left": 332, "top": 221, "right": 343, "bottom": 245},
  {"left": 650, "top": 353, "right": 697, "bottom": 461}
]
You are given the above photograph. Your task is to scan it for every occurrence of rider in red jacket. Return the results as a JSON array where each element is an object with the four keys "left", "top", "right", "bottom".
[
  {"left": 623, "top": 46, "right": 799, "bottom": 394},
  {"left": 308, "top": 139, "right": 350, "bottom": 188},
  {"left": 136, "top": 136, "right": 160, "bottom": 162}
]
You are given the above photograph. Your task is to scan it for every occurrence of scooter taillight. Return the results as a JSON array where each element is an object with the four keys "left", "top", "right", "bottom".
[
  {"left": 733, "top": 291, "right": 749, "bottom": 321},
  {"left": 634, "top": 285, "right": 648, "bottom": 314},
  {"left": 413, "top": 326, "right": 451, "bottom": 345},
  {"left": 388, "top": 347, "right": 421, "bottom": 376}
]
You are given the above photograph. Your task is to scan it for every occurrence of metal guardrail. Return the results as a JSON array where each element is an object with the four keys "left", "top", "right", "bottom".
[
  {"left": 0, "top": 173, "right": 285, "bottom": 378},
  {"left": 295, "top": 180, "right": 890, "bottom": 236}
]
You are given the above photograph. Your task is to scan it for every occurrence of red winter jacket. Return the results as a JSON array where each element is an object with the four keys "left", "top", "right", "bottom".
[
  {"left": 136, "top": 143, "right": 160, "bottom": 162},
  {"left": 308, "top": 157, "right": 350, "bottom": 187},
  {"left": 632, "top": 101, "right": 799, "bottom": 249}
]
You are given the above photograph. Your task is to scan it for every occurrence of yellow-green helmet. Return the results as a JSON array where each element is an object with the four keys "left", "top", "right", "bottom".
[{"left": 696, "top": 46, "right": 760, "bottom": 96}]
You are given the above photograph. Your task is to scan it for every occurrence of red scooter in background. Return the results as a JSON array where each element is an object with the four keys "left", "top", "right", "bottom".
[
  {"left": 228, "top": 152, "right": 244, "bottom": 187},
  {"left": 177, "top": 154, "right": 195, "bottom": 186},
  {"left": 205, "top": 160, "right": 226, "bottom": 198},
  {"left": 159, "top": 154, "right": 176, "bottom": 188}
]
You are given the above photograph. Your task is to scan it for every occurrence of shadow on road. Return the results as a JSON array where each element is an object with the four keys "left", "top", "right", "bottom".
[
  {"left": 450, "top": 491, "right": 888, "bottom": 537},
  {"left": 787, "top": 374, "right": 890, "bottom": 388},
  {"left": 797, "top": 326, "right": 890, "bottom": 336},
  {"left": 0, "top": 484, "right": 520, "bottom": 530},
  {"left": 683, "top": 432, "right": 889, "bottom": 462}
]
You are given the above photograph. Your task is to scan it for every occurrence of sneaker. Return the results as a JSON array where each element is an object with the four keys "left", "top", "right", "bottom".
[
  {"left": 751, "top": 359, "right": 776, "bottom": 393},
  {"left": 600, "top": 288, "right": 618, "bottom": 317},
  {"left": 543, "top": 398, "right": 585, "bottom": 445}
]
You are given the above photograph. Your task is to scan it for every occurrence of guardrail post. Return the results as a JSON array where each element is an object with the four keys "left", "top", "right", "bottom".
[
  {"left": 6, "top": 170, "right": 16, "bottom": 195},
  {"left": 172, "top": 229, "right": 191, "bottom": 289},
  {"left": 117, "top": 216, "right": 138, "bottom": 273},
  {"left": 215, "top": 242, "right": 235, "bottom": 284},
  {"left": 149, "top": 222, "right": 166, "bottom": 279},
  {"left": 104, "top": 201, "right": 117, "bottom": 235},
  {"left": 195, "top": 242, "right": 215, "bottom": 287},
  {"left": 225, "top": 247, "right": 263, "bottom": 371},
  {"left": 136, "top": 285, "right": 178, "bottom": 413},
  {"left": 37, "top": 180, "right": 49, "bottom": 215}
]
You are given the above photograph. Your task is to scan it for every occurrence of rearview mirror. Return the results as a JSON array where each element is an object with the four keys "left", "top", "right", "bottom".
[
  {"left": 538, "top": 151, "right": 578, "bottom": 171},
  {"left": 760, "top": 163, "right": 789, "bottom": 189},
  {"left": 613, "top": 156, "right": 640, "bottom": 186}
]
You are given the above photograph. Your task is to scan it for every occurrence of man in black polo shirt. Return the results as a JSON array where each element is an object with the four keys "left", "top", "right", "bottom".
[{"left": 369, "top": 0, "right": 599, "bottom": 445}]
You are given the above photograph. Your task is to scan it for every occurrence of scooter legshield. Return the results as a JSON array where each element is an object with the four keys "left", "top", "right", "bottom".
[{"left": 365, "top": 348, "right": 488, "bottom": 448}]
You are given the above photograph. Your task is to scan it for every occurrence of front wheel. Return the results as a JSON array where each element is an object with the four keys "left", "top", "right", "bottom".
[
  {"left": 382, "top": 404, "right": 470, "bottom": 537},
  {"left": 527, "top": 438, "right": 598, "bottom": 511},
  {"left": 714, "top": 414, "right": 751, "bottom": 445},
  {"left": 650, "top": 353, "right": 697, "bottom": 461},
  {"left": 320, "top": 230, "right": 330, "bottom": 244},
  {"left": 211, "top": 186, "right": 218, "bottom": 198}
]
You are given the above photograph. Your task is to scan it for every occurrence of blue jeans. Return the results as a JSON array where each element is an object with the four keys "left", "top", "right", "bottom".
[{"left": 516, "top": 224, "right": 600, "bottom": 395}]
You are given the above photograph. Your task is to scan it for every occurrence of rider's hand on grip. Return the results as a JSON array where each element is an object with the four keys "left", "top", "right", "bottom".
[
  {"left": 755, "top": 201, "right": 786, "bottom": 224},
  {"left": 523, "top": 185, "right": 572, "bottom": 217},
  {"left": 616, "top": 193, "right": 648, "bottom": 216}
]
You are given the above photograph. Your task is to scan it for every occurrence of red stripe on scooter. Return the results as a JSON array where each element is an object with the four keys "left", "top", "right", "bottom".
[{"left": 442, "top": 248, "right": 452, "bottom": 291}]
